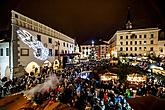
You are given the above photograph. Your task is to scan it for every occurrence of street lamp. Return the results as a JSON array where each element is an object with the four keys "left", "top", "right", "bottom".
[
  {"left": 92, "top": 40, "right": 94, "bottom": 46},
  {"left": 90, "top": 40, "right": 95, "bottom": 60}
]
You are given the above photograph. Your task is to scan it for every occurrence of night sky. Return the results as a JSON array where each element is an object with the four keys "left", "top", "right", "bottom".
[{"left": 0, "top": 0, "right": 165, "bottom": 44}]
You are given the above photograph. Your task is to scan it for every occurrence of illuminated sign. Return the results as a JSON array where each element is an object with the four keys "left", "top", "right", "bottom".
[{"left": 17, "top": 29, "right": 49, "bottom": 60}]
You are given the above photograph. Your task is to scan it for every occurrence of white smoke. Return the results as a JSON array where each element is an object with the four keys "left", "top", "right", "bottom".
[{"left": 24, "top": 74, "right": 59, "bottom": 98}]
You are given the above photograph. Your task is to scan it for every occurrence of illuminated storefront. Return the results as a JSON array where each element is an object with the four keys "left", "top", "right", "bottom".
[
  {"left": 100, "top": 72, "right": 118, "bottom": 82},
  {"left": 127, "top": 73, "right": 147, "bottom": 84}
]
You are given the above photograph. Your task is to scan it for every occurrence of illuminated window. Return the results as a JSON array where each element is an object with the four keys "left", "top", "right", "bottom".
[{"left": 144, "top": 41, "right": 146, "bottom": 44}]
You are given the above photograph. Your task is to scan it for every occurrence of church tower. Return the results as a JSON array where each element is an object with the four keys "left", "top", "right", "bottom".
[{"left": 126, "top": 7, "right": 132, "bottom": 29}]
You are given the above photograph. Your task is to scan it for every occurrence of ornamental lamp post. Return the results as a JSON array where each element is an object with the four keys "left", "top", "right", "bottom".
[{"left": 91, "top": 40, "right": 95, "bottom": 60}]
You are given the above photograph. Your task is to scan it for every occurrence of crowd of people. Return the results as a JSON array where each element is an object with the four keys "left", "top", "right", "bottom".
[
  {"left": 0, "top": 60, "right": 165, "bottom": 110},
  {"left": 0, "top": 66, "right": 52, "bottom": 98}
]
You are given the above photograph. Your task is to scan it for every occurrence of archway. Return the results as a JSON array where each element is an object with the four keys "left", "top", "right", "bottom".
[
  {"left": 53, "top": 59, "right": 60, "bottom": 70},
  {"left": 42, "top": 60, "right": 52, "bottom": 67},
  {"left": 25, "top": 61, "right": 40, "bottom": 76}
]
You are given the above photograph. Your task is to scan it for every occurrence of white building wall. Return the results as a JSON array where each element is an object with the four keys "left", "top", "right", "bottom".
[
  {"left": 80, "top": 44, "right": 109, "bottom": 59},
  {"left": 18, "top": 27, "right": 74, "bottom": 67},
  {"left": 17, "top": 27, "right": 74, "bottom": 68},
  {"left": 109, "top": 28, "right": 160, "bottom": 57},
  {"left": 10, "top": 10, "right": 75, "bottom": 76},
  {"left": 80, "top": 45, "right": 92, "bottom": 58},
  {"left": 158, "top": 40, "right": 165, "bottom": 57},
  {"left": 0, "top": 42, "right": 9, "bottom": 78}
]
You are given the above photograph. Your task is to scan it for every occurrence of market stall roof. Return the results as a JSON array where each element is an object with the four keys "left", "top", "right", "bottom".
[
  {"left": 127, "top": 95, "right": 165, "bottom": 110},
  {"left": 127, "top": 74, "right": 147, "bottom": 82},
  {"left": 100, "top": 72, "right": 118, "bottom": 81}
]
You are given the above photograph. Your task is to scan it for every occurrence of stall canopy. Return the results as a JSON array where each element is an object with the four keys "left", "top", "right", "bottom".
[
  {"left": 100, "top": 72, "right": 118, "bottom": 81},
  {"left": 127, "top": 73, "right": 147, "bottom": 82}
]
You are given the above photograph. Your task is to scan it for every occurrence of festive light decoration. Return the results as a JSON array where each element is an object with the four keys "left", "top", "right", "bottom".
[{"left": 17, "top": 29, "right": 49, "bottom": 60}]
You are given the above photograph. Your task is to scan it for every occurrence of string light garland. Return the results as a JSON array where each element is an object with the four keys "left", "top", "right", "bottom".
[{"left": 17, "top": 29, "right": 49, "bottom": 60}]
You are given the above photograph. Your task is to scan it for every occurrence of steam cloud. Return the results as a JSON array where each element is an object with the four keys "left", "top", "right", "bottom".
[{"left": 24, "top": 74, "right": 60, "bottom": 98}]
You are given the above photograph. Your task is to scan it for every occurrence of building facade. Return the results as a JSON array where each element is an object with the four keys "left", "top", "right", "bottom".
[
  {"left": 0, "top": 10, "right": 75, "bottom": 79},
  {"left": 158, "top": 40, "right": 165, "bottom": 57},
  {"left": 0, "top": 42, "right": 10, "bottom": 78},
  {"left": 80, "top": 40, "right": 109, "bottom": 60},
  {"left": 109, "top": 28, "right": 160, "bottom": 57}
]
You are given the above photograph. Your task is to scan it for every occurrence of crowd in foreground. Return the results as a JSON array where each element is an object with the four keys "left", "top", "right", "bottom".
[{"left": 0, "top": 60, "right": 165, "bottom": 110}]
